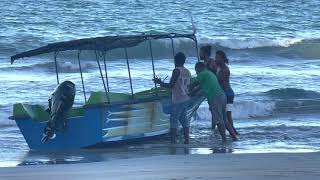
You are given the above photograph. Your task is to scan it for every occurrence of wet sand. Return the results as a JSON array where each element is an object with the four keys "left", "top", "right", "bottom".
[{"left": 0, "top": 152, "right": 319, "bottom": 180}]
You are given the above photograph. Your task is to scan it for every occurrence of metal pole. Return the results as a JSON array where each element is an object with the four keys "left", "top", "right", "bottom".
[
  {"left": 124, "top": 47, "right": 134, "bottom": 98},
  {"left": 170, "top": 37, "right": 175, "bottom": 58},
  {"left": 77, "top": 50, "right": 87, "bottom": 103},
  {"left": 195, "top": 39, "right": 200, "bottom": 62},
  {"left": 170, "top": 37, "right": 176, "bottom": 68},
  {"left": 148, "top": 39, "right": 158, "bottom": 96},
  {"left": 95, "top": 50, "right": 110, "bottom": 103},
  {"left": 103, "top": 51, "right": 110, "bottom": 92},
  {"left": 54, "top": 51, "right": 59, "bottom": 84}
]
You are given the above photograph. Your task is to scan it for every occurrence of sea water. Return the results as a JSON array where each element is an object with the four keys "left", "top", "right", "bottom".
[{"left": 0, "top": 0, "right": 320, "bottom": 167}]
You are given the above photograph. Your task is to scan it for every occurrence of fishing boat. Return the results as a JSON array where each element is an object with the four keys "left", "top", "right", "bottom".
[{"left": 9, "top": 33, "right": 204, "bottom": 150}]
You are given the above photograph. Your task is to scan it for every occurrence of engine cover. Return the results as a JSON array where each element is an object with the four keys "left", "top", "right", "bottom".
[{"left": 42, "top": 81, "right": 76, "bottom": 143}]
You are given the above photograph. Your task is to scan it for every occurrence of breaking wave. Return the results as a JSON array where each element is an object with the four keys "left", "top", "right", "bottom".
[
  {"left": 195, "top": 101, "right": 275, "bottom": 120},
  {"left": 199, "top": 37, "right": 304, "bottom": 49},
  {"left": 2, "top": 36, "right": 320, "bottom": 62},
  {"left": 195, "top": 88, "right": 320, "bottom": 120},
  {"left": 265, "top": 88, "right": 320, "bottom": 99},
  {"left": 0, "top": 61, "right": 95, "bottom": 73},
  {"left": 198, "top": 37, "right": 320, "bottom": 59}
]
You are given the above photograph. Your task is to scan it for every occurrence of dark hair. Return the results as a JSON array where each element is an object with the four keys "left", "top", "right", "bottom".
[
  {"left": 216, "top": 50, "right": 229, "bottom": 64},
  {"left": 200, "top": 45, "right": 211, "bottom": 57},
  {"left": 174, "top": 52, "right": 186, "bottom": 66},
  {"left": 195, "top": 61, "right": 206, "bottom": 70}
]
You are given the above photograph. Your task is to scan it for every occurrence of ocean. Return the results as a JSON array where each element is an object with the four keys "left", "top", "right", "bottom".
[{"left": 0, "top": 0, "right": 319, "bottom": 167}]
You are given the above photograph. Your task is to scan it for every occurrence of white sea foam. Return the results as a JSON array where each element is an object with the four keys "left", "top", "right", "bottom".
[
  {"left": 195, "top": 101, "right": 276, "bottom": 121},
  {"left": 199, "top": 37, "right": 303, "bottom": 49}
]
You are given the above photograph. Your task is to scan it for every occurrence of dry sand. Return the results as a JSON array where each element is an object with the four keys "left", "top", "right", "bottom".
[{"left": 0, "top": 152, "right": 319, "bottom": 180}]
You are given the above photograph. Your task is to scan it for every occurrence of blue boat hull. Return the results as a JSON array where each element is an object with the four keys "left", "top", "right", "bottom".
[{"left": 13, "top": 97, "right": 204, "bottom": 150}]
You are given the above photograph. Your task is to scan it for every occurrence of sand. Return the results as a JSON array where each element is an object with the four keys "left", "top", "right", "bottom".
[{"left": 0, "top": 152, "right": 319, "bottom": 180}]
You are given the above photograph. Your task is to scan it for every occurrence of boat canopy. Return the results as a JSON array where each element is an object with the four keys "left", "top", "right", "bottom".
[
  {"left": 10, "top": 32, "right": 199, "bottom": 104},
  {"left": 10, "top": 33, "right": 196, "bottom": 64}
]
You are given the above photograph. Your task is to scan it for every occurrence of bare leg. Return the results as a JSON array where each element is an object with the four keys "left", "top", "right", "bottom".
[
  {"left": 170, "top": 128, "right": 177, "bottom": 144},
  {"left": 210, "top": 109, "right": 217, "bottom": 130},
  {"left": 225, "top": 120, "right": 238, "bottom": 141},
  {"left": 183, "top": 127, "right": 189, "bottom": 144},
  {"left": 212, "top": 120, "right": 217, "bottom": 130},
  {"left": 217, "top": 124, "right": 227, "bottom": 143},
  {"left": 227, "top": 111, "right": 239, "bottom": 135}
]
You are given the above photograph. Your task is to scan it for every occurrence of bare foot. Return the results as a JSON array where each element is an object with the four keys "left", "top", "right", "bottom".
[
  {"left": 222, "top": 138, "right": 227, "bottom": 144},
  {"left": 170, "top": 139, "right": 177, "bottom": 144},
  {"left": 234, "top": 129, "right": 240, "bottom": 136},
  {"left": 232, "top": 136, "right": 239, "bottom": 141}
]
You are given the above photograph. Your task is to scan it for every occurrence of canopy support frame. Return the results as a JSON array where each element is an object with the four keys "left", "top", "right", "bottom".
[
  {"left": 102, "top": 51, "right": 110, "bottom": 92},
  {"left": 124, "top": 47, "right": 134, "bottom": 98},
  {"left": 95, "top": 50, "right": 110, "bottom": 104},
  {"left": 77, "top": 50, "right": 87, "bottom": 103},
  {"left": 54, "top": 51, "right": 60, "bottom": 85},
  {"left": 170, "top": 37, "right": 175, "bottom": 59},
  {"left": 194, "top": 38, "right": 200, "bottom": 62},
  {"left": 148, "top": 39, "right": 158, "bottom": 96}
]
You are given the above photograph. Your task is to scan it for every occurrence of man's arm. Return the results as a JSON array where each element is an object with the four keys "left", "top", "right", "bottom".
[
  {"left": 189, "top": 80, "right": 199, "bottom": 91},
  {"left": 189, "top": 80, "right": 200, "bottom": 96},
  {"left": 189, "top": 85, "right": 201, "bottom": 96},
  {"left": 154, "top": 69, "right": 180, "bottom": 89}
]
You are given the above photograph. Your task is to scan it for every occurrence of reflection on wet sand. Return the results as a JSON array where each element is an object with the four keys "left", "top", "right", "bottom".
[{"left": 17, "top": 136, "right": 233, "bottom": 167}]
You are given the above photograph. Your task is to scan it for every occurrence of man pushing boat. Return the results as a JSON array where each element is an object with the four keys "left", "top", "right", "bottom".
[{"left": 190, "top": 62, "right": 238, "bottom": 143}]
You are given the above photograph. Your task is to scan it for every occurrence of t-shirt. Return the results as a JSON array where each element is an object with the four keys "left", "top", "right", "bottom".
[
  {"left": 196, "top": 70, "right": 223, "bottom": 99},
  {"left": 172, "top": 67, "right": 191, "bottom": 103}
]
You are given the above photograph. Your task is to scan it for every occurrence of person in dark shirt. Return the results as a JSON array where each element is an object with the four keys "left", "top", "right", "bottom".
[
  {"left": 199, "top": 45, "right": 216, "bottom": 74},
  {"left": 215, "top": 50, "right": 239, "bottom": 135}
]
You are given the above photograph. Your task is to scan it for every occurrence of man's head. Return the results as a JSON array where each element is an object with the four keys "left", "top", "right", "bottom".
[
  {"left": 200, "top": 45, "right": 211, "bottom": 62},
  {"left": 215, "top": 50, "right": 229, "bottom": 65},
  {"left": 174, "top": 52, "right": 186, "bottom": 67},
  {"left": 195, "top": 62, "right": 206, "bottom": 74}
]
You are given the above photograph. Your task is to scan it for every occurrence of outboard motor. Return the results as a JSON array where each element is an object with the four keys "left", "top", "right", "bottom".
[{"left": 41, "top": 81, "right": 76, "bottom": 143}]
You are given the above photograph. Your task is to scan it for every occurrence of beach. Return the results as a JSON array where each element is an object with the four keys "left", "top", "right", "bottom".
[
  {"left": 0, "top": 0, "right": 320, "bottom": 178},
  {"left": 1, "top": 152, "right": 319, "bottom": 180}
]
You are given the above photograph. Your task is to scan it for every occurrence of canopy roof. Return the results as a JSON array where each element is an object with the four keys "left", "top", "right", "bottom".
[{"left": 11, "top": 33, "right": 196, "bottom": 64}]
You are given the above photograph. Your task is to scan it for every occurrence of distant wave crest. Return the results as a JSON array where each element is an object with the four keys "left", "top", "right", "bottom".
[
  {"left": 0, "top": 61, "right": 94, "bottom": 73},
  {"left": 199, "top": 37, "right": 304, "bottom": 49},
  {"left": 2, "top": 36, "right": 320, "bottom": 61},
  {"left": 265, "top": 88, "right": 320, "bottom": 99}
]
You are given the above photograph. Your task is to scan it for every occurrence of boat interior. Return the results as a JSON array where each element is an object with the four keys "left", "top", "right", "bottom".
[{"left": 11, "top": 87, "right": 171, "bottom": 122}]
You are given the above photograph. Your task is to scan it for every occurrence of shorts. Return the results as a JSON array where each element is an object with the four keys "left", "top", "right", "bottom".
[
  {"left": 170, "top": 101, "right": 190, "bottom": 129},
  {"left": 224, "top": 88, "right": 234, "bottom": 112},
  {"left": 208, "top": 93, "right": 227, "bottom": 126}
]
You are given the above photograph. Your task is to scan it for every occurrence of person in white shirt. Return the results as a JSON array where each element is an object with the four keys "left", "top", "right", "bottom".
[{"left": 153, "top": 52, "right": 191, "bottom": 144}]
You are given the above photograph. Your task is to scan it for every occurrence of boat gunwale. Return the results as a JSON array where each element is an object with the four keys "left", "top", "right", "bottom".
[{"left": 9, "top": 95, "right": 172, "bottom": 121}]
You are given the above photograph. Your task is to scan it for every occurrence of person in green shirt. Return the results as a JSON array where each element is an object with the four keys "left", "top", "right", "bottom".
[{"left": 190, "top": 62, "right": 238, "bottom": 143}]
